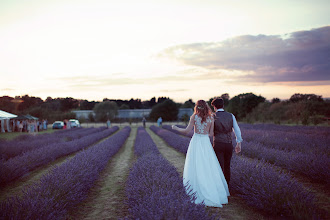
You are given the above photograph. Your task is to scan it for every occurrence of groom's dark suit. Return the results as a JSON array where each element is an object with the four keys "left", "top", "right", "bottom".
[{"left": 213, "top": 109, "right": 242, "bottom": 184}]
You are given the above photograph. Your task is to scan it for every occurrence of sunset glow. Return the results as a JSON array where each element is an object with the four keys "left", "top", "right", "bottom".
[{"left": 1, "top": 0, "right": 329, "bottom": 102}]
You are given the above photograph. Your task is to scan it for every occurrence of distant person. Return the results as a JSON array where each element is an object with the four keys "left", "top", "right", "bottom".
[
  {"left": 43, "top": 120, "right": 47, "bottom": 130},
  {"left": 107, "top": 119, "right": 111, "bottom": 128},
  {"left": 18, "top": 121, "right": 23, "bottom": 132},
  {"left": 157, "top": 117, "right": 163, "bottom": 127},
  {"left": 142, "top": 117, "right": 146, "bottom": 128},
  {"left": 67, "top": 120, "right": 71, "bottom": 129}
]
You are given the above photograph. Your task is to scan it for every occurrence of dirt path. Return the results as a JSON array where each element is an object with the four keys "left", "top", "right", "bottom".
[
  {"left": 68, "top": 127, "right": 137, "bottom": 220},
  {"left": 0, "top": 129, "right": 120, "bottom": 202},
  {"left": 146, "top": 128, "right": 266, "bottom": 220}
]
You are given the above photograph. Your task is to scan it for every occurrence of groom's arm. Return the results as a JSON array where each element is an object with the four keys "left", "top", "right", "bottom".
[
  {"left": 232, "top": 114, "right": 243, "bottom": 143},
  {"left": 232, "top": 114, "right": 242, "bottom": 153}
]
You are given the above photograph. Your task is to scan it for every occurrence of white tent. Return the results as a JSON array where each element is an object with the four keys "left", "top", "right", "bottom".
[
  {"left": 0, "top": 110, "right": 17, "bottom": 132},
  {"left": 0, "top": 110, "right": 17, "bottom": 119}
]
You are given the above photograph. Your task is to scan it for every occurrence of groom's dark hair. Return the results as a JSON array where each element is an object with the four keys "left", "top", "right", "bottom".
[{"left": 211, "top": 98, "right": 224, "bottom": 109}]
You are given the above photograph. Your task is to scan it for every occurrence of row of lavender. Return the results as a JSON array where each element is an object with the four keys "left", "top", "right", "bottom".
[
  {"left": 241, "top": 127, "right": 329, "bottom": 155},
  {"left": 0, "top": 126, "right": 119, "bottom": 186},
  {"left": 126, "top": 127, "right": 213, "bottom": 219},
  {"left": 166, "top": 123, "right": 329, "bottom": 155},
  {"left": 0, "top": 127, "right": 107, "bottom": 160},
  {"left": 240, "top": 124, "right": 330, "bottom": 184},
  {"left": 150, "top": 125, "right": 324, "bottom": 219},
  {"left": 241, "top": 139, "right": 330, "bottom": 184},
  {"left": 0, "top": 126, "right": 131, "bottom": 219},
  {"left": 239, "top": 123, "right": 330, "bottom": 136},
  {"left": 164, "top": 124, "right": 330, "bottom": 184}
]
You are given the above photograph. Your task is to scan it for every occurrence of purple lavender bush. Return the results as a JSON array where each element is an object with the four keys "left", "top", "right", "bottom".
[
  {"left": 0, "top": 127, "right": 107, "bottom": 160},
  {"left": 152, "top": 126, "right": 324, "bottom": 219},
  {"left": 150, "top": 125, "right": 190, "bottom": 154},
  {"left": 241, "top": 128, "right": 329, "bottom": 155},
  {"left": 0, "top": 126, "right": 131, "bottom": 220},
  {"left": 231, "top": 156, "right": 326, "bottom": 219},
  {"left": 0, "top": 126, "right": 119, "bottom": 186},
  {"left": 241, "top": 140, "right": 330, "bottom": 184},
  {"left": 126, "top": 127, "right": 213, "bottom": 220}
]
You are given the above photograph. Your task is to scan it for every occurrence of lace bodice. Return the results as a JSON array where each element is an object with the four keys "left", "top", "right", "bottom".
[{"left": 194, "top": 114, "right": 212, "bottom": 135}]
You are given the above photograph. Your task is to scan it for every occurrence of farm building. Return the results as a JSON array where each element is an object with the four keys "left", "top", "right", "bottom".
[{"left": 72, "top": 108, "right": 193, "bottom": 120}]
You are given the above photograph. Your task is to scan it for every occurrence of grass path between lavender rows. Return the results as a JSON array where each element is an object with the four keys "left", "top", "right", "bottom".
[
  {"left": 68, "top": 126, "right": 137, "bottom": 220},
  {"left": 146, "top": 128, "right": 267, "bottom": 220}
]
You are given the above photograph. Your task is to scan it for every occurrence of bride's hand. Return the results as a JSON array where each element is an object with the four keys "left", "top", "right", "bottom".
[{"left": 171, "top": 125, "right": 176, "bottom": 130}]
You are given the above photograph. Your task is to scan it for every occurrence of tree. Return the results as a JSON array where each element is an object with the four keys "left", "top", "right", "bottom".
[
  {"left": 148, "top": 97, "right": 157, "bottom": 108},
  {"left": 17, "top": 95, "right": 43, "bottom": 112},
  {"left": 60, "top": 97, "right": 79, "bottom": 112},
  {"left": 93, "top": 101, "right": 118, "bottom": 122},
  {"left": 157, "top": 97, "right": 170, "bottom": 104},
  {"left": 227, "top": 93, "right": 266, "bottom": 120},
  {"left": 80, "top": 100, "right": 97, "bottom": 110},
  {"left": 289, "top": 93, "right": 323, "bottom": 103},
  {"left": 181, "top": 99, "right": 195, "bottom": 109},
  {"left": 128, "top": 98, "right": 142, "bottom": 109},
  {"left": 271, "top": 98, "right": 281, "bottom": 104},
  {"left": 149, "top": 99, "right": 178, "bottom": 121},
  {"left": 0, "top": 96, "right": 15, "bottom": 113}
]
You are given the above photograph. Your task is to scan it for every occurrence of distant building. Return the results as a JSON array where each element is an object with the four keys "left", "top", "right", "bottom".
[{"left": 72, "top": 108, "right": 193, "bottom": 120}]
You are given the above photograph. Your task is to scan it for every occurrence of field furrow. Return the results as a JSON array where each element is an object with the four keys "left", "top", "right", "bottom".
[{"left": 68, "top": 127, "right": 137, "bottom": 219}]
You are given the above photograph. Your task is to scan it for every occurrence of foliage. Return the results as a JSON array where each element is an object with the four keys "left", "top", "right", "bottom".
[
  {"left": 289, "top": 93, "right": 323, "bottom": 103},
  {"left": 227, "top": 93, "right": 266, "bottom": 120},
  {"left": 59, "top": 97, "right": 79, "bottom": 112},
  {"left": 93, "top": 101, "right": 118, "bottom": 122},
  {"left": 79, "top": 100, "right": 98, "bottom": 110},
  {"left": 149, "top": 99, "right": 179, "bottom": 121},
  {"left": 181, "top": 99, "right": 195, "bottom": 109},
  {"left": 245, "top": 95, "right": 330, "bottom": 125}
]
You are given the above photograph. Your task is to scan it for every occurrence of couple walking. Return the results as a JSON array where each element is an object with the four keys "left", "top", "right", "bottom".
[{"left": 172, "top": 98, "right": 242, "bottom": 207}]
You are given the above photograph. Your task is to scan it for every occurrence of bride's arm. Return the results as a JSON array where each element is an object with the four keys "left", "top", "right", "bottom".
[{"left": 172, "top": 114, "right": 194, "bottom": 135}]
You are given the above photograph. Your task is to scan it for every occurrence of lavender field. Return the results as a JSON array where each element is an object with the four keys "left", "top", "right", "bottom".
[{"left": 0, "top": 123, "right": 329, "bottom": 219}]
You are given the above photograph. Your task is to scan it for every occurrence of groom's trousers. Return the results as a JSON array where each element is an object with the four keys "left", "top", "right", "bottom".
[{"left": 213, "top": 141, "right": 233, "bottom": 184}]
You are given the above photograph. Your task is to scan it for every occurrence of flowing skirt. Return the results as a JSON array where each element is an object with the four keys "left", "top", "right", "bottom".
[{"left": 183, "top": 133, "right": 230, "bottom": 207}]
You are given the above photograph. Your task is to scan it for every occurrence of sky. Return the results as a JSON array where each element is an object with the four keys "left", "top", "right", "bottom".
[{"left": 1, "top": 0, "right": 330, "bottom": 103}]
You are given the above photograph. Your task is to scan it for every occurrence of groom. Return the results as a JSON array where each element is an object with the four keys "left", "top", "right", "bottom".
[{"left": 211, "top": 98, "right": 243, "bottom": 185}]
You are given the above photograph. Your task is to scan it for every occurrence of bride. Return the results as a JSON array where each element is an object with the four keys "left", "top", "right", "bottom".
[{"left": 172, "top": 100, "right": 229, "bottom": 207}]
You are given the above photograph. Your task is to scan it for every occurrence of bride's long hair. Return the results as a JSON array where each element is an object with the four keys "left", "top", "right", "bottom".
[{"left": 194, "top": 100, "right": 212, "bottom": 123}]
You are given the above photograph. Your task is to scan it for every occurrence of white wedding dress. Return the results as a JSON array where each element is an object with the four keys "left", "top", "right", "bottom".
[{"left": 183, "top": 115, "right": 230, "bottom": 207}]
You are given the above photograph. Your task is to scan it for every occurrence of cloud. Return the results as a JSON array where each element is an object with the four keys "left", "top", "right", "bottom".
[
  {"left": 1, "top": 88, "right": 14, "bottom": 91},
  {"left": 53, "top": 72, "right": 219, "bottom": 89},
  {"left": 159, "top": 26, "right": 330, "bottom": 84}
]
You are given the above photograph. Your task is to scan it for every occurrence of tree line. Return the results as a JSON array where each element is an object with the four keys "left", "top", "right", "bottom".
[{"left": 0, "top": 93, "right": 329, "bottom": 125}]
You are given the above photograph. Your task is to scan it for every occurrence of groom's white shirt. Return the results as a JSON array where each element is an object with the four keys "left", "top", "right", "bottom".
[{"left": 216, "top": 109, "right": 243, "bottom": 143}]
